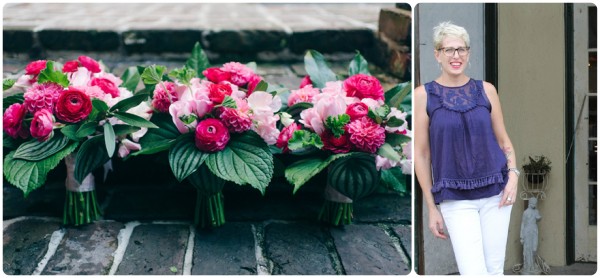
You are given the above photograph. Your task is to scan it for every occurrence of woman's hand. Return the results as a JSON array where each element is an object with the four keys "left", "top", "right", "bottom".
[
  {"left": 500, "top": 172, "right": 518, "bottom": 207},
  {"left": 428, "top": 207, "right": 448, "bottom": 239}
]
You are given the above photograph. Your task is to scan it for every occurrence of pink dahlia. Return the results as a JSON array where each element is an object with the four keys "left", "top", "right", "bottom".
[
  {"left": 3, "top": 103, "right": 28, "bottom": 139},
  {"left": 23, "top": 83, "right": 64, "bottom": 114},
  {"left": 219, "top": 107, "right": 252, "bottom": 133},
  {"left": 346, "top": 117, "right": 386, "bottom": 153},
  {"left": 25, "top": 60, "right": 47, "bottom": 76},
  {"left": 221, "top": 62, "right": 255, "bottom": 87},
  {"left": 343, "top": 74, "right": 384, "bottom": 101},
  {"left": 288, "top": 85, "right": 319, "bottom": 107},
  {"left": 276, "top": 122, "right": 301, "bottom": 153},
  {"left": 152, "top": 82, "right": 179, "bottom": 113}
]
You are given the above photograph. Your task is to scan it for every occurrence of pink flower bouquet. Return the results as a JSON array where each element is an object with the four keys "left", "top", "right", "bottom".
[
  {"left": 3, "top": 56, "right": 156, "bottom": 226},
  {"left": 130, "top": 43, "right": 279, "bottom": 228},
  {"left": 280, "top": 50, "right": 412, "bottom": 225}
]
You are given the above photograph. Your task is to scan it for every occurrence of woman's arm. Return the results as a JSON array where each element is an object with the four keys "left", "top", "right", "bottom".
[{"left": 414, "top": 85, "right": 447, "bottom": 239}]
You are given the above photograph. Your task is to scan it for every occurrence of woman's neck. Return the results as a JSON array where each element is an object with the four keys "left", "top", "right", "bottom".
[{"left": 435, "top": 73, "right": 470, "bottom": 87}]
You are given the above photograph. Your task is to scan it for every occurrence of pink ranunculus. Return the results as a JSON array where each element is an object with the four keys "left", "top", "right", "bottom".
[
  {"left": 346, "top": 102, "right": 369, "bottom": 121},
  {"left": 219, "top": 107, "right": 253, "bottom": 133},
  {"left": 246, "top": 74, "right": 262, "bottom": 95},
  {"left": 203, "top": 67, "right": 231, "bottom": 84},
  {"left": 252, "top": 113, "right": 280, "bottom": 145},
  {"left": 118, "top": 138, "right": 141, "bottom": 158},
  {"left": 3, "top": 103, "right": 28, "bottom": 139},
  {"left": 208, "top": 82, "right": 233, "bottom": 104},
  {"left": 299, "top": 75, "right": 312, "bottom": 88},
  {"left": 55, "top": 88, "right": 93, "bottom": 123},
  {"left": 169, "top": 101, "right": 197, "bottom": 134},
  {"left": 23, "top": 83, "right": 64, "bottom": 114},
  {"left": 346, "top": 117, "right": 386, "bottom": 153},
  {"left": 151, "top": 82, "right": 179, "bottom": 113},
  {"left": 288, "top": 85, "right": 319, "bottom": 107},
  {"left": 195, "top": 118, "right": 230, "bottom": 152},
  {"left": 321, "top": 130, "right": 352, "bottom": 154},
  {"left": 30, "top": 109, "right": 54, "bottom": 142},
  {"left": 78, "top": 55, "right": 101, "bottom": 73},
  {"left": 25, "top": 60, "right": 47, "bottom": 75},
  {"left": 90, "top": 77, "right": 120, "bottom": 98},
  {"left": 221, "top": 62, "right": 255, "bottom": 87},
  {"left": 62, "top": 60, "right": 80, "bottom": 73},
  {"left": 276, "top": 122, "right": 301, "bottom": 153},
  {"left": 343, "top": 74, "right": 384, "bottom": 101}
]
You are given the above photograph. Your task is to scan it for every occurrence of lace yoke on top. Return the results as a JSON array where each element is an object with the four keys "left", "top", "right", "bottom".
[{"left": 427, "top": 79, "right": 483, "bottom": 113}]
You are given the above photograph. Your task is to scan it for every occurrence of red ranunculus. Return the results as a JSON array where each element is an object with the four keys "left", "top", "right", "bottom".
[
  {"left": 195, "top": 118, "right": 230, "bottom": 152},
  {"left": 321, "top": 130, "right": 352, "bottom": 154},
  {"left": 55, "top": 88, "right": 93, "bottom": 123},
  {"left": 345, "top": 102, "right": 369, "bottom": 121},
  {"left": 62, "top": 60, "right": 80, "bottom": 73},
  {"left": 343, "top": 74, "right": 384, "bottom": 101},
  {"left": 276, "top": 122, "right": 301, "bottom": 153},
  {"left": 91, "top": 77, "right": 120, "bottom": 97},
  {"left": 3, "top": 103, "right": 28, "bottom": 139},
  {"left": 208, "top": 83, "right": 233, "bottom": 104},
  {"left": 299, "top": 75, "right": 312, "bottom": 88},
  {"left": 30, "top": 109, "right": 54, "bottom": 142},
  {"left": 78, "top": 55, "right": 101, "bottom": 73},
  {"left": 25, "top": 60, "right": 47, "bottom": 75},
  {"left": 203, "top": 68, "right": 231, "bottom": 84}
]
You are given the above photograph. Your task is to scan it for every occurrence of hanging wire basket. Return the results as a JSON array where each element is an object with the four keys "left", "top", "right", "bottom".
[{"left": 520, "top": 171, "right": 549, "bottom": 200}]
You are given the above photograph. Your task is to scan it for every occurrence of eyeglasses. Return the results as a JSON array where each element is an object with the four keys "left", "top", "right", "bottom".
[{"left": 438, "top": 47, "right": 470, "bottom": 57}]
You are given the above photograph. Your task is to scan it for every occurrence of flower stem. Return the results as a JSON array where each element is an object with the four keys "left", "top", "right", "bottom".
[
  {"left": 194, "top": 190, "right": 225, "bottom": 229},
  {"left": 63, "top": 190, "right": 102, "bottom": 226},
  {"left": 318, "top": 200, "right": 353, "bottom": 226}
]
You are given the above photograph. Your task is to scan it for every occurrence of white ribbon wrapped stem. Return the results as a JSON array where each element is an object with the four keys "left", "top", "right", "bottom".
[
  {"left": 324, "top": 184, "right": 353, "bottom": 203},
  {"left": 64, "top": 153, "right": 95, "bottom": 193}
]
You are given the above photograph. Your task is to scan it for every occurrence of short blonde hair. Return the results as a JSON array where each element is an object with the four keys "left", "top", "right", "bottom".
[{"left": 433, "top": 21, "right": 470, "bottom": 50}]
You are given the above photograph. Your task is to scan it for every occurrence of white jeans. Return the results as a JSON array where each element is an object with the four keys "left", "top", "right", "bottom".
[{"left": 440, "top": 193, "right": 513, "bottom": 275}]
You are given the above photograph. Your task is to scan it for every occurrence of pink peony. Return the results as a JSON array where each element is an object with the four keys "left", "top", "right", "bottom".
[
  {"left": 299, "top": 75, "right": 312, "bottom": 88},
  {"left": 343, "top": 74, "right": 384, "bottom": 101},
  {"left": 78, "top": 55, "right": 101, "bottom": 73},
  {"left": 23, "top": 83, "right": 64, "bottom": 114},
  {"left": 90, "top": 77, "right": 120, "bottom": 98},
  {"left": 288, "top": 85, "right": 319, "bottom": 107},
  {"left": 55, "top": 88, "right": 92, "bottom": 123},
  {"left": 25, "top": 60, "right": 47, "bottom": 76},
  {"left": 203, "top": 67, "right": 231, "bottom": 84},
  {"left": 320, "top": 130, "right": 352, "bottom": 154},
  {"left": 208, "top": 83, "right": 233, "bottom": 104},
  {"left": 152, "top": 82, "right": 179, "bottom": 113},
  {"left": 30, "top": 109, "right": 54, "bottom": 142},
  {"left": 62, "top": 60, "right": 80, "bottom": 73},
  {"left": 195, "top": 118, "right": 230, "bottom": 152},
  {"left": 346, "top": 102, "right": 369, "bottom": 121},
  {"left": 346, "top": 117, "right": 386, "bottom": 153},
  {"left": 3, "top": 103, "right": 28, "bottom": 139},
  {"left": 169, "top": 101, "right": 197, "bottom": 134},
  {"left": 221, "top": 62, "right": 255, "bottom": 87},
  {"left": 219, "top": 107, "right": 252, "bottom": 133},
  {"left": 276, "top": 122, "right": 301, "bottom": 153}
]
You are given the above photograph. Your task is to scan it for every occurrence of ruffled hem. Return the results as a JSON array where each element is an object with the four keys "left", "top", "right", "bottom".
[{"left": 431, "top": 172, "right": 505, "bottom": 193}]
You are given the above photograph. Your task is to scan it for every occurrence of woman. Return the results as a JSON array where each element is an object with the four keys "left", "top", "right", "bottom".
[{"left": 414, "top": 21, "right": 519, "bottom": 275}]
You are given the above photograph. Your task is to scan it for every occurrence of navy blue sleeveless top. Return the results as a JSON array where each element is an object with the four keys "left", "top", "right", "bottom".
[{"left": 425, "top": 79, "right": 508, "bottom": 204}]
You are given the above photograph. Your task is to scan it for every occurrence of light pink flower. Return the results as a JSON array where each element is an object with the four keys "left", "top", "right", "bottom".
[
  {"left": 288, "top": 85, "right": 319, "bottom": 106},
  {"left": 30, "top": 109, "right": 54, "bottom": 142},
  {"left": 118, "top": 139, "right": 141, "bottom": 158},
  {"left": 361, "top": 98, "right": 383, "bottom": 109},
  {"left": 375, "top": 155, "right": 399, "bottom": 171},
  {"left": 14, "top": 74, "right": 35, "bottom": 89},
  {"left": 400, "top": 159, "right": 412, "bottom": 175},
  {"left": 299, "top": 107, "right": 325, "bottom": 135},
  {"left": 68, "top": 67, "right": 92, "bottom": 87},
  {"left": 3, "top": 103, "right": 28, "bottom": 139},
  {"left": 169, "top": 101, "right": 198, "bottom": 134},
  {"left": 385, "top": 107, "right": 409, "bottom": 134},
  {"left": 23, "top": 83, "right": 64, "bottom": 114},
  {"left": 313, "top": 92, "right": 347, "bottom": 120},
  {"left": 247, "top": 91, "right": 282, "bottom": 115},
  {"left": 252, "top": 113, "right": 280, "bottom": 145},
  {"left": 346, "top": 117, "right": 386, "bottom": 153}
]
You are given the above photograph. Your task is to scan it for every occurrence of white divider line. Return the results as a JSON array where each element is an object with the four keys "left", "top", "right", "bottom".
[
  {"left": 251, "top": 223, "right": 271, "bottom": 275},
  {"left": 32, "top": 228, "right": 66, "bottom": 275},
  {"left": 3, "top": 216, "right": 61, "bottom": 230},
  {"left": 108, "top": 221, "right": 140, "bottom": 275},
  {"left": 183, "top": 225, "right": 196, "bottom": 275},
  {"left": 380, "top": 224, "right": 411, "bottom": 266}
]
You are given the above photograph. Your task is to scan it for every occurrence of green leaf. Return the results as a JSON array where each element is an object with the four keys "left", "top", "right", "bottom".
[
  {"left": 3, "top": 79, "right": 16, "bottom": 90},
  {"left": 205, "top": 131, "right": 273, "bottom": 194},
  {"left": 170, "top": 267, "right": 178, "bottom": 274},
  {"left": 37, "top": 61, "right": 69, "bottom": 87},
  {"left": 324, "top": 114, "right": 351, "bottom": 137},
  {"left": 381, "top": 167, "right": 407, "bottom": 194},
  {"left": 377, "top": 142, "right": 401, "bottom": 162},
  {"left": 103, "top": 122, "right": 116, "bottom": 157},
  {"left": 254, "top": 80, "right": 269, "bottom": 92},
  {"left": 13, "top": 133, "right": 71, "bottom": 161},
  {"left": 386, "top": 116, "right": 405, "bottom": 127},
  {"left": 141, "top": 65, "right": 167, "bottom": 85},
  {"left": 168, "top": 67, "right": 196, "bottom": 85},
  {"left": 348, "top": 51, "right": 370, "bottom": 76},
  {"left": 132, "top": 113, "right": 179, "bottom": 156},
  {"left": 61, "top": 124, "right": 80, "bottom": 141},
  {"left": 120, "top": 66, "right": 142, "bottom": 93},
  {"left": 168, "top": 135, "right": 208, "bottom": 182},
  {"left": 221, "top": 95, "right": 237, "bottom": 109},
  {"left": 4, "top": 142, "right": 78, "bottom": 197},
  {"left": 76, "top": 122, "right": 99, "bottom": 138},
  {"left": 285, "top": 102, "right": 313, "bottom": 118},
  {"left": 186, "top": 42, "right": 211, "bottom": 78},
  {"left": 3, "top": 133, "right": 21, "bottom": 150},
  {"left": 75, "top": 135, "right": 110, "bottom": 183},
  {"left": 304, "top": 50, "right": 337, "bottom": 88},
  {"left": 109, "top": 93, "right": 149, "bottom": 112},
  {"left": 385, "top": 133, "right": 411, "bottom": 147},
  {"left": 112, "top": 111, "right": 158, "bottom": 128},
  {"left": 92, "top": 99, "right": 109, "bottom": 114},
  {"left": 112, "top": 124, "right": 141, "bottom": 136},
  {"left": 3, "top": 93, "right": 24, "bottom": 111},
  {"left": 287, "top": 130, "right": 324, "bottom": 151},
  {"left": 285, "top": 153, "right": 355, "bottom": 194},
  {"left": 385, "top": 82, "right": 411, "bottom": 109}
]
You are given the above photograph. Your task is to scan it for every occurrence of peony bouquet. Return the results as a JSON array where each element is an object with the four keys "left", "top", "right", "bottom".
[
  {"left": 279, "top": 50, "right": 412, "bottom": 225},
  {"left": 130, "top": 43, "right": 280, "bottom": 228},
  {"left": 3, "top": 56, "right": 156, "bottom": 226}
]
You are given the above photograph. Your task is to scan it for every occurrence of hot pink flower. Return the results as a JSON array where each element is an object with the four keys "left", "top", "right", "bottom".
[
  {"left": 299, "top": 75, "right": 312, "bottom": 88},
  {"left": 343, "top": 74, "right": 384, "bottom": 101},
  {"left": 55, "top": 88, "right": 93, "bottom": 123},
  {"left": 346, "top": 102, "right": 369, "bottom": 121},
  {"left": 321, "top": 130, "right": 352, "bottom": 154},
  {"left": 152, "top": 82, "right": 179, "bottom": 113},
  {"left": 23, "top": 83, "right": 64, "bottom": 114},
  {"left": 208, "top": 83, "right": 233, "bottom": 104},
  {"left": 246, "top": 74, "right": 262, "bottom": 95},
  {"left": 62, "top": 60, "right": 80, "bottom": 73},
  {"left": 3, "top": 103, "right": 28, "bottom": 139},
  {"left": 346, "top": 117, "right": 386, "bottom": 153},
  {"left": 25, "top": 60, "right": 47, "bottom": 75},
  {"left": 203, "top": 68, "right": 231, "bottom": 84},
  {"left": 276, "top": 122, "right": 301, "bottom": 153},
  {"left": 30, "top": 109, "right": 54, "bottom": 142},
  {"left": 288, "top": 85, "right": 319, "bottom": 107},
  {"left": 219, "top": 107, "right": 252, "bottom": 133},
  {"left": 221, "top": 62, "right": 255, "bottom": 87},
  {"left": 195, "top": 118, "right": 230, "bottom": 152},
  {"left": 78, "top": 55, "right": 101, "bottom": 73},
  {"left": 90, "top": 77, "right": 120, "bottom": 98}
]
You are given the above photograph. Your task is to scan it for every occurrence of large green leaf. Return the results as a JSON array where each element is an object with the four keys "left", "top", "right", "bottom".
[
  {"left": 13, "top": 133, "right": 71, "bottom": 161},
  {"left": 385, "top": 133, "right": 411, "bottom": 147},
  {"left": 112, "top": 124, "right": 141, "bottom": 136},
  {"left": 377, "top": 142, "right": 401, "bottom": 162},
  {"left": 205, "top": 131, "right": 273, "bottom": 194},
  {"left": 168, "top": 135, "right": 208, "bottom": 182},
  {"left": 132, "top": 113, "right": 179, "bottom": 156},
  {"left": 109, "top": 93, "right": 149, "bottom": 113},
  {"left": 380, "top": 167, "right": 407, "bottom": 194},
  {"left": 60, "top": 124, "right": 80, "bottom": 141},
  {"left": 112, "top": 111, "right": 158, "bottom": 128},
  {"left": 103, "top": 122, "right": 116, "bottom": 158},
  {"left": 304, "top": 50, "right": 337, "bottom": 88},
  {"left": 141, "top": 65, "right": 167, "bottom": 85},
  {"left": 348, "top": 51, "right": 370, "bottom": 76},
  {"left": 3, "top": 133, "right": 21, "bottom": 150},
  {"left": 385, "top": 82, "right": 411, "bottom": 109},
  {"left": 3, "top": 93, "right": 24, "bottom": 110},
  {"left": 37, "top": 61, "right": 69, "bottom": 87},
  {"left": 75, "top": 121, "right": 99, "bottom": 138},
  {"left": 120, "top": 66, "right": 142, "bottom": 93},
  {"left": 186, "top": 42, "right": 211, "bottom": 78},
  {"left": 4, "top": 142, "right": 78, "bottom": 197},
  {"left": 285, "top": 152, "right": 355, "bottom": 194},
  {"left": 3, "top": 79, "right": 16, "bottom": 90},
  {"left": 75, "top": 135, "right": 110, "bottom": 183}
]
